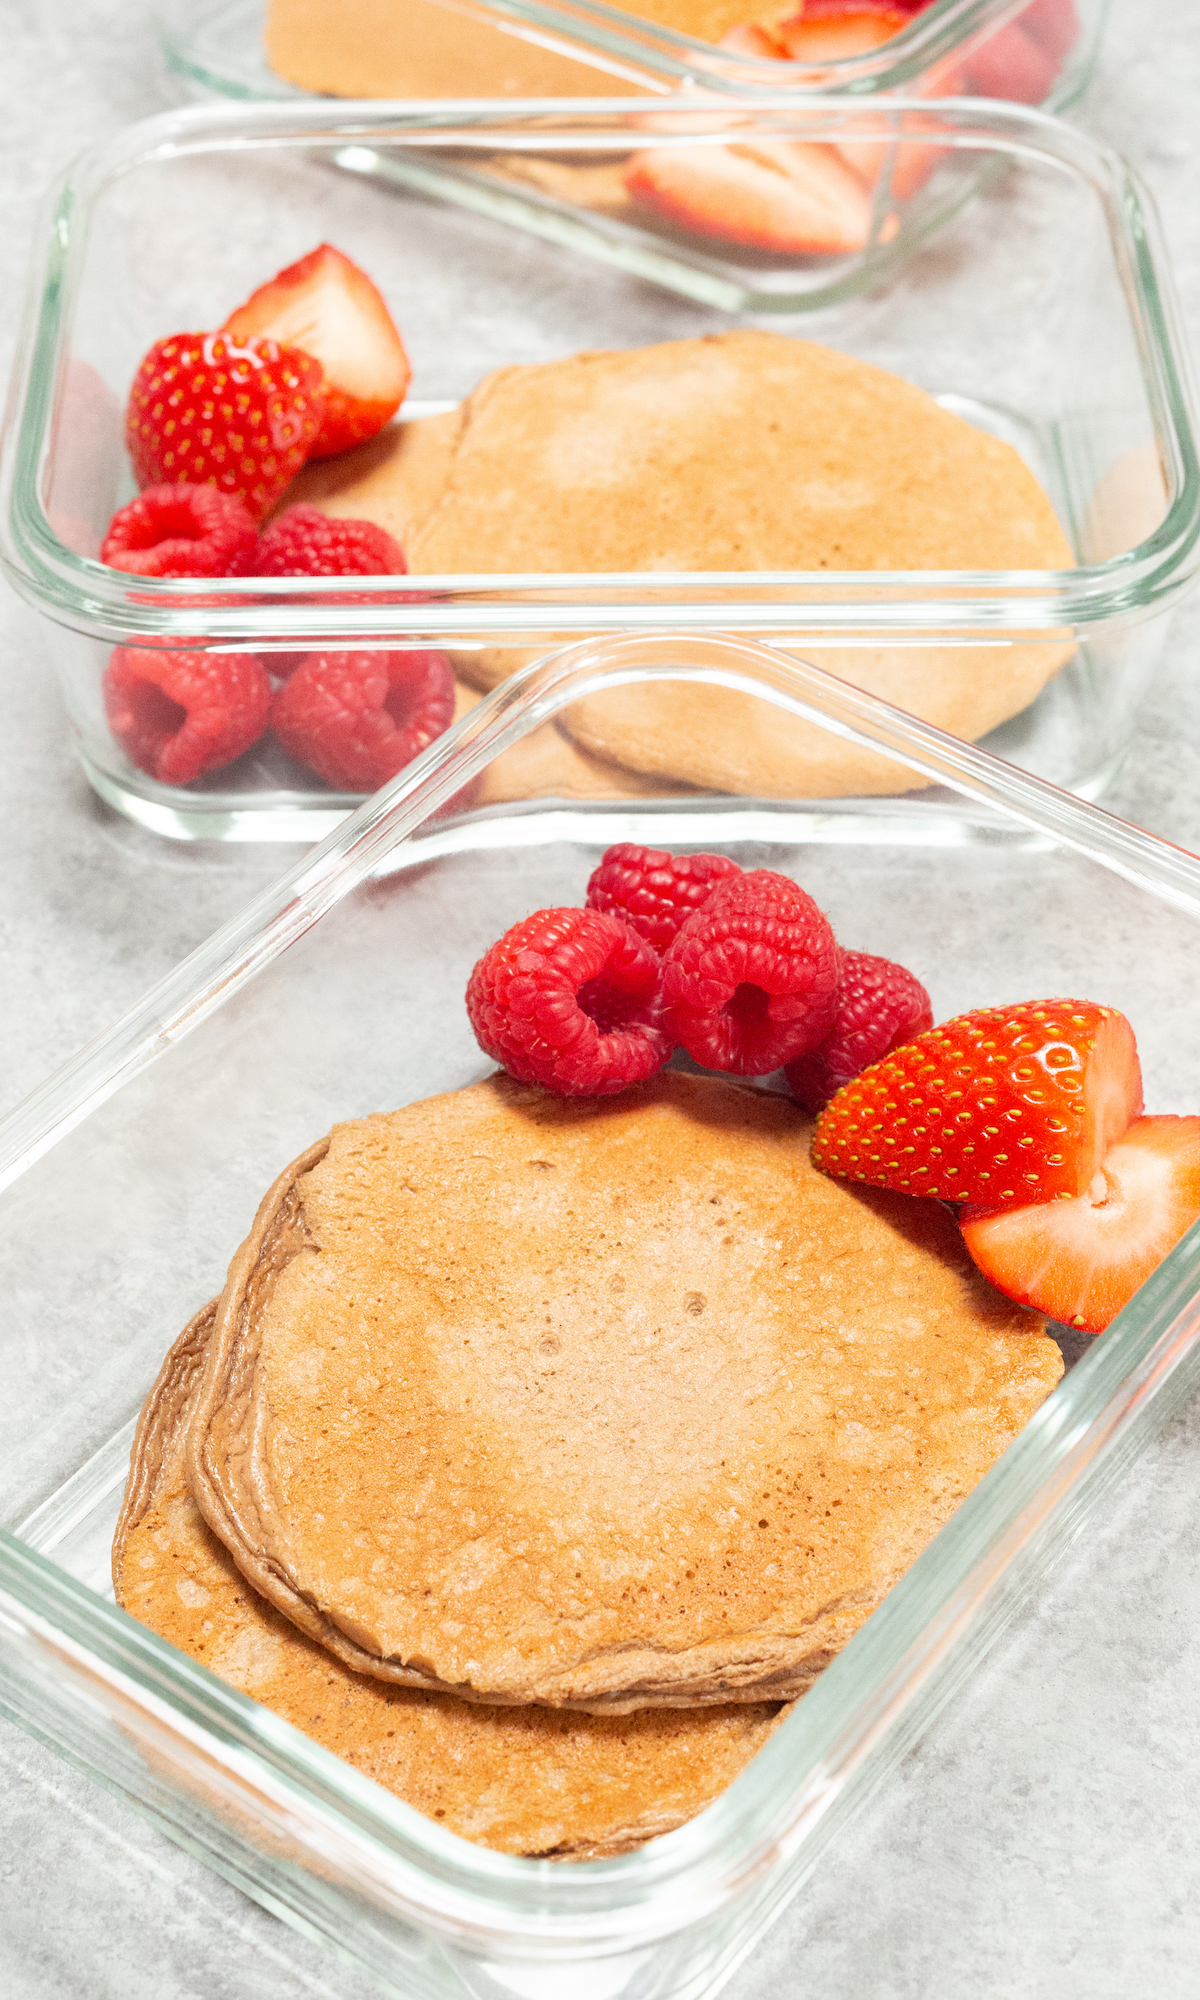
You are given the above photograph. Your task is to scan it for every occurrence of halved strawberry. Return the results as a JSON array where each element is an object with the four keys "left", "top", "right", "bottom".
[
  {"left": 1019, "top": 0, "right": 1080, "bottom": 60},
  {"left": 223, "top": 244, "right": 411, "bottom": 461},
  {"left": 961, "top": 1116, "right": 1200, "bottom": 1332},
  {"left": 624, "top": 141, "right": 873, "bottom": 255},
  {"left": 811, "top": 998, "right": 1144, "bottom": 1207},
  {"left": 774, "top": 2, "right": 913, "bottom": 62},
  {"left": 962, "top": 16, "right": 1061, "bottom": 103}
]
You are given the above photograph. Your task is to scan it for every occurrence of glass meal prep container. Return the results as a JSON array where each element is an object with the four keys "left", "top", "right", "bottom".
[
  {"left": 5, "top": 634, "right": 1200, "bottom": 2000},
  {"left": 158, "top": 0, "right": 1111, "bottom": 294},
  {"left": 1, "top": 94, "right": 1196, "bottom": 845},
  {"left": 161, "top": 0, "right": 1108, "bottom": 114}
]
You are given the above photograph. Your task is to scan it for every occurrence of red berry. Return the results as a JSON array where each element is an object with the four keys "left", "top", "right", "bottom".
[
  {"left": 660, "top": 869, "right": 840, "bottom": 1075},
  {"left": 254, "top": 505, "right": 406, "bottom": 577},
  {"left": 100, "top": 485, "right": 258, "bottom": 578},
  {"left": 961, "top": 1115, "right": 1200, "bottom": 1333},
  {"left": 223, "top": 244, "right": 410, "bottom": 460},
  {"left": 125, "top": 332, "right": 326, "bottom": 521},
  {"left": 585, "top": 843, "right": 742, "bottom": 954},
  {"left": 786, "top": 950, "right": 933, "bottom": 1113},
  {"left": 466, "top": 907, "right": 673, "bottom": 1096},
  {"left": 811, "top": 999, "right": 1144, "bottom": 1207},
  {"left": 271, "top": 648, "right": 455, "bottom": 790},
  {"left": 104, "top": 647, "right": 272, "bottom": 785}
]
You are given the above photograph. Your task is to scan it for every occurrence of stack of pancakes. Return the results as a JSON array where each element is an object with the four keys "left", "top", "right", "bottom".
[
  {"left": 287, "top": 329, "right": 1076, "bottom": 804},
  {"left": 114, "top": 1071, "right": 1063, "bottom": 1855}
]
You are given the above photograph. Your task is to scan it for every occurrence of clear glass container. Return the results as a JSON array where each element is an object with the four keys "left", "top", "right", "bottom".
[
  {"left": 160, "top": 0, "right": 1108, "bottom": 110},
  {"left": 1, "top": 96, "right": 1196, "bottom": 842},
  {"left": 5, "top": 634, "right": 1200, "bottom": 2000}
]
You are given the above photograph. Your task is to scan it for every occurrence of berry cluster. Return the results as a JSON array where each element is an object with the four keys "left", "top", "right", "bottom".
[
  {"left": 99, "top": 243, "right": 426, "bottom": 790},
  {"left": 100, "top": 491, "right": 449, "bottom": 789},
  {"left": 466, "top": 841, "right": 930, "bottom": 1101}
]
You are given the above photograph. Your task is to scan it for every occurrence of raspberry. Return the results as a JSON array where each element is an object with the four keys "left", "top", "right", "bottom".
[
  {"left": 785, "top": 950, "right": 933, "bottom": 1113},
  {"left": 467, "top": 907, "right": 674, "bottom": 1096},
  {"left": 661, "top": 869, "right": 839, "bottom": 1075},
  {"left": 254, "top": 505, "right": 407, "bottom": 577},
  {"left": 585, "top": 843, "right": 742, "bottom": 954},
  {"left": 104, "top": 647, "right": 272, "bottom": 785},
  {"left": 100, "top": 485, "right": 259, "bottom": 578},
  {"left": 271, "top": 648, "right": 455, "bottom": 790}
]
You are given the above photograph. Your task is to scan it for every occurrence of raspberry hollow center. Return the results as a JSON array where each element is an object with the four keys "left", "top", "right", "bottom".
[{"left": 577, "top": 973, "right": 647, "bottom": 1036}]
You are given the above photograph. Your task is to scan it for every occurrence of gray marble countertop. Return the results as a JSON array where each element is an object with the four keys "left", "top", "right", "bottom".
[{"left": 4, "top": 2, "right": 1200, "bottom": 1994}]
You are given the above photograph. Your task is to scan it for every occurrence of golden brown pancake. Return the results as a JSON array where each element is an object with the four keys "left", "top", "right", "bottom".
[
  {"left": 186, "top": 1072, "right": 1062, "bottom": 1711},
  {"left": 452, "top": 680, "right": 682, "bottom": 805},
  {"left": 286, "top": 331, "right": 1075, "bottom": 799},
  {"left": 265, "top": 0, "right": 651, "bottom": 96},
  {"left": 115, "top": 1302, "right": 784, "bottom": 1857}
]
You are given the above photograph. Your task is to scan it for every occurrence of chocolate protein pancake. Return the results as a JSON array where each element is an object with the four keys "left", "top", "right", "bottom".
[
  {"left": 186, "top": 1072, "right": 1062, "bottom": 1711},
  {"left": 115, "top": 1302, "right": 784, "bottom": 1857},
  {"left": 287, "top": 330, "right": 1075, "bottom": 798}
]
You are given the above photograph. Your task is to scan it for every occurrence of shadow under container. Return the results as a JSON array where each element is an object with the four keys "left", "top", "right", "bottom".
[
  {"left": 7, "top": 635, "right": 1200, "bottom": 1999},
  {"left": 1, "top": 95, "right": 1197, "bottom": 843}
]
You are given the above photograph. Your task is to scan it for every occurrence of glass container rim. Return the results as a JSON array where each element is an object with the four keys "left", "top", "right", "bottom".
[{"left": 158, "top": 0, "right": 1108, "bottom": 99}]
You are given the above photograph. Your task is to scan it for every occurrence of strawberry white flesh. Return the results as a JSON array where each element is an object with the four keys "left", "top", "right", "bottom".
[
  {"left": 961, "top": 1116, "right": 1200, "bottom": 1333},
  {"left": 223, "top": 244, "right": 410, "bottom": 460},
  {"left": 624, "top": 141, "right": 873, "bottom": 256}
]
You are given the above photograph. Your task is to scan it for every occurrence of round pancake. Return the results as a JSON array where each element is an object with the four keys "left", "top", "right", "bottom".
[
  {"left": 286, "top": 330, "right": 1075, "bottom": 798},
  {"left": 115, "top": 1303, "right": 784, "bottom": 1858},
  {"left": 452, "top": 679, "right": 680, "bottom": 805},
  {"left": 186, "top": 1072, "right": 1062, "bottom": 1710}
]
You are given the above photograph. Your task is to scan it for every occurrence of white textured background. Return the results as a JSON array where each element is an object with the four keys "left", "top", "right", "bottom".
[{"left": 3, "top": 1, "right": 1200, "bottom": 1994}]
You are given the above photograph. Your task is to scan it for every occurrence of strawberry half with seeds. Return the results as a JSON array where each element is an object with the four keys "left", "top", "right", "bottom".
[
  {"left": 224, "top": 244, "right": 411, "bottom": 460},
  {"left": 624, "top": 141, "right": 873, "bottom": 256},
  {"left": 811, "top": 998, "right": 1143, "bottom": 1207},
  {"left": 961, "top": 1116, "right": 1200, "bottom": 1333},
  {"left": 125, "top": 332, "right": 325, "bottom": 521}
]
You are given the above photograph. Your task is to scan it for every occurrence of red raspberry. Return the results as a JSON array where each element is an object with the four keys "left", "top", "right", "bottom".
[
  {"left": 785, "top": 950, "right": 933, "bottom": 1113},
  {"left": 125, "top": 332, "right": 325, "bottom": 521},
  {"left": 466, "top": 907, "right": 673, "bottom": 1096},
  {"left": 271, "top": 648, "right": 455, "bottom": 790},
  {"left": 104, "top": 647, "right": 272, "bottom": 785},
  {"left": 254, "top": 504, "right": 406, "bottom": 577},
  {"left": 100, "top": 485, "right": 259, "bottom": 579},
  {"left": 661, "top": 869, "right": 839, "bottom": 1075},
  {"left": 585, "top": 843, "right": 742, "bottom": 954}
]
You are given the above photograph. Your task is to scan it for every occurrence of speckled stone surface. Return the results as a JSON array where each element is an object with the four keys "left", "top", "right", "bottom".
[{"left": 3, "top": 1, "right": 1200, "bottom": 1994}]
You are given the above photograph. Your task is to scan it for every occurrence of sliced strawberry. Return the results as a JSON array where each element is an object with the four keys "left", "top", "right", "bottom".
[
  {"left": 811, "top": 999, "right": 1144, "bottom": 1207},
  {"left": 624, "top": 141, "right": 873, "bottom": 255},
  {"left": 832, "top": 51, "right": 965, "bottom": 201},
  {"left": 717, "top": 21, "right": 787, "bottom": 55},
  {"left": 775, "top": 2, "right": 913, "bottom": 62},
  {"left": 962, "top": 16, "right": 1061, "bottom": 102},
  {"left": 1019, "top": 0, "right": 1079, "bottom": 60},
  {"left": 224, "top": 244, "right": 411, "bottom": 461},
  {"left": 961, "top": 1117, "right": 1200, "bottom": 1333}
]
